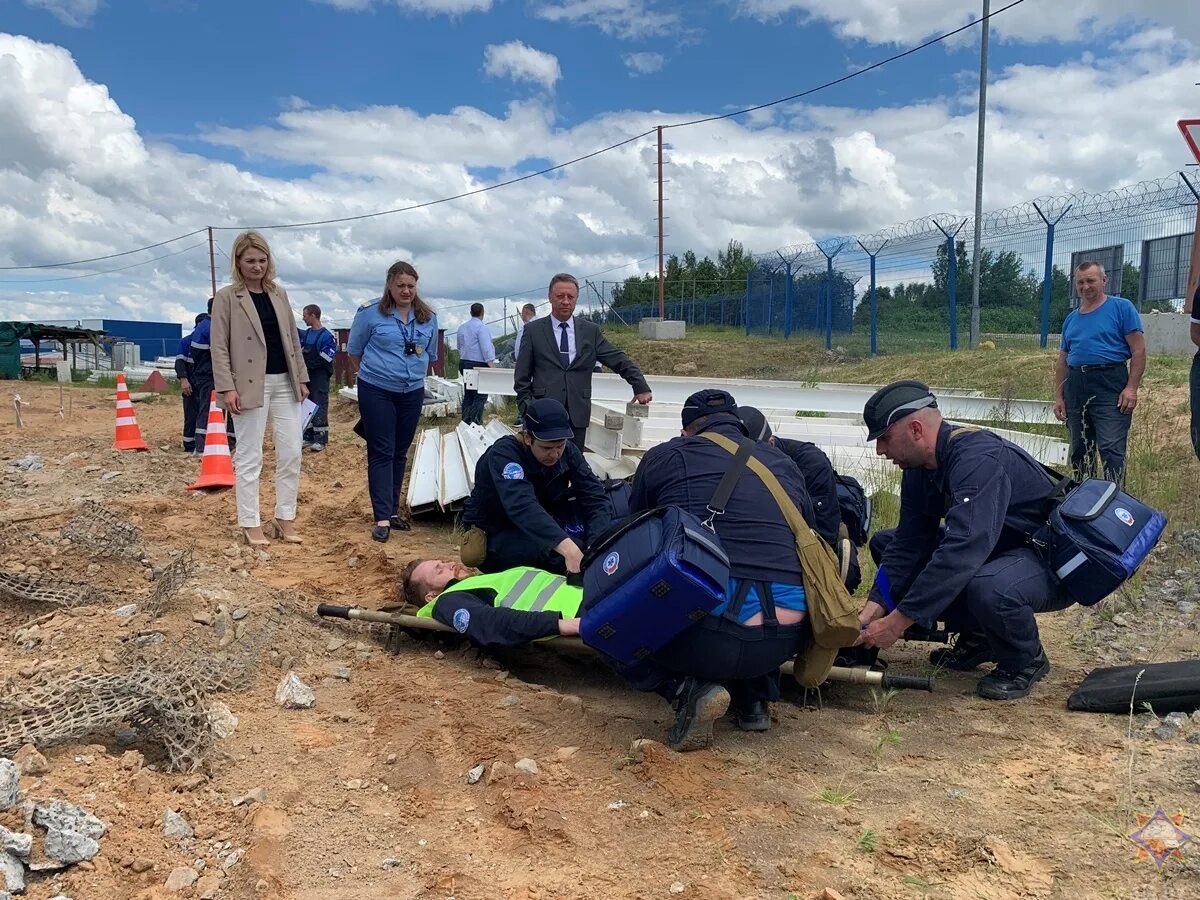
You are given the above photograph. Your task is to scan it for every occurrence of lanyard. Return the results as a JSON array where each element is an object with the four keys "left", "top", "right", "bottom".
[{"left": 395, "top": 312, "right": 418, "bottom": 346}]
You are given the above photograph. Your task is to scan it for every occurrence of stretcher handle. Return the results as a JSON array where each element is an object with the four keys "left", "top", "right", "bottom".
[
  {"left": 880, "top": 673, "right": 935, "bottom": 692},
  {"left": 317, "top": 603, "right": 352, "bottom": 620}
]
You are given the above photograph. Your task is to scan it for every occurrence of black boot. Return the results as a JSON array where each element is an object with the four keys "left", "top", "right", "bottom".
[
  {"left": 735, "top": 700, "right": 771, "bottom": 732},
  {"left": 976, "top": 649, "right": 1050, "bottom": 700},
  {"left": 666, "top": 679, "right": 730, "bottom": 751},
  {"left": 929, "top": 632, "right": 994, "bottom": 671}
]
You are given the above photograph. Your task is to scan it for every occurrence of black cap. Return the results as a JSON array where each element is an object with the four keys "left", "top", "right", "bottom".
[
  {"left": 681, "top": 389, "right": 738, "bottom": 429},
  {"left": 739, "top": 406, "right": 773, "bottom": 442},
  {"left": 863, "top": 380, "right": 938, "bottom": 441},
  {"left": 523, "top": 398, "right": 574, "bottom": 441}
]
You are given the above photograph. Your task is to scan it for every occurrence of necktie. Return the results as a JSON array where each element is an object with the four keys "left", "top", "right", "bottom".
[{"left": 559, "top": 322, "right": 570, "bottom": 368}]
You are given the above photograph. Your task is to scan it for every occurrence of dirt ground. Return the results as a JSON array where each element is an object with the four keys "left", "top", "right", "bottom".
[{"left": 1, "top": 381, "right": 1199, "bottom": 900}]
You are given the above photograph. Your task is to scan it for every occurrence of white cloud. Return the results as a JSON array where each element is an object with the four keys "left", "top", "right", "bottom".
[
  {"left": 309, "top": 0, "right": 492, "bottom": 13},
  {"left": 737, "top": 0, "right": 1200, "bottom": 45},
  {"left": 530, "top": 0, "right": 680, "bottom": 40},
  {"left": 22, "top": 0, "right": 101, "bottom": 27},
  {"left": 1, "top": 29, "right": 1197, "bottom": 335},
  {"left": 483, "top": 41, "right": 562, "bottom": 91},
  {"left": 624, "top": 51, "right": 665, "bottom": 75}
]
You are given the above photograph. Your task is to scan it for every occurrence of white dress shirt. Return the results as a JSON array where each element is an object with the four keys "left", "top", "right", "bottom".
[
  {"left": 456, "top": 316, "right": 496, "bottom": 363},
  {"left": 549, "top": 314, "right": 576, "bottom": 366}
]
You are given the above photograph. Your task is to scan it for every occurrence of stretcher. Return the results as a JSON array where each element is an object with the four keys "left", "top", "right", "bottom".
[{"left": 315, "top": 603, "right": 936, "bottom": 693}]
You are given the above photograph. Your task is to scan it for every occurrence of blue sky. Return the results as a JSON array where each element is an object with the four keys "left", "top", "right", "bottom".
[{"left": 1, "top": 0, "right": 1197, "bottom": 331}]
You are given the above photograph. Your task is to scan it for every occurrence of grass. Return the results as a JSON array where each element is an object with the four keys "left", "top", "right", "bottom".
[
  {"left": 856, "top": 829, "right": 879, "bottom": 853},
  {"left": 816, "top": 785, "right": 858, "bottom": 807}
]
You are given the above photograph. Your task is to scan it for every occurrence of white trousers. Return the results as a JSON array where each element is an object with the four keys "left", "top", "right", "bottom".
[{"left": 231, "top": 373, "right": 302, "bottom": 528}]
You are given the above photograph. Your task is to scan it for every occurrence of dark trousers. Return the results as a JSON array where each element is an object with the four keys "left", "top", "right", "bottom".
[
  {"left": 357, "top": 379, "right": 424, "bottom": 522},
  {"left": 1190, "top": 353, "right": 1200, "bottom": 461},
  {"left": 1064, "top": 364, "right": 1132, "bottom": 485},
  {"left": 614, "top": 580, "right": 809, "bottom": 711},
  {"left": 478, "top": 502, "right": 592, "bottom": 574},
  {"left": 181, "top": 387, "right": 198, "bottom": 451},
  {"left": 191, "top": 377, "right": 235, "bottom": 452},
  {"left": 304, "top": 368, "right": 331, "bottom": 445},
  {"left": 458, "top": 360, "right": 488, "bottom": 426},
  {"left": 571, "top": 426, "right": 587, "bottom": 452},
  {"left": 871, "top": 529, "right": 1071, "bottom": 669}
]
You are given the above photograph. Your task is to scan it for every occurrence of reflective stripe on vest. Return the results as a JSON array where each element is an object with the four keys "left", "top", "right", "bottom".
[{"left": 416, "top": 566, "right": 581, "bottom": 619}]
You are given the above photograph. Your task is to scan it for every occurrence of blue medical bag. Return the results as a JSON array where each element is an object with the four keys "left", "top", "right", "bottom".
[
  {"left": 579, "top": 506, "right": 730, "bottom": 664},
  {"left": 1036, "top": 478, "right": 1167, "bottom": 607}
]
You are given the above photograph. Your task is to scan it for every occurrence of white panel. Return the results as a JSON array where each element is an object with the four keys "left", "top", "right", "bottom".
[
  {"left": 407, "top": 428, "right": 442, "bottom": 512},
  {"left": 439, "top": 429, "right": 470, "bottom": 509}
]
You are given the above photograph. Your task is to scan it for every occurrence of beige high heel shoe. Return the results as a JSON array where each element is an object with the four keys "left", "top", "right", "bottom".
[
  {"left": 266, "top": 519, "right": 304, "bottom": 544},
  {"left": 241, "top": 527, "right": 270, "bottom": 548}
]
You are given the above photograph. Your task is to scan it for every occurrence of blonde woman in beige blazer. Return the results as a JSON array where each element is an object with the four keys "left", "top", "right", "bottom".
[{"left": 211, "top": 230, "right": 310, "bottom": 547}]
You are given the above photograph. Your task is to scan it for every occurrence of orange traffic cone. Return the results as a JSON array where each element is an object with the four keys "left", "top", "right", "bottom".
[
  {"left": 188, "top": 390, "right": 235, "bottom": 491},
  {"left": 113, "top": 372, "right": 149, "bottom": 451}
]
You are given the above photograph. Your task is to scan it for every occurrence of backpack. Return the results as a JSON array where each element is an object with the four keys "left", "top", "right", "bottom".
[
  {"left": 1034, "top": 478, "right": 1167, "bottom": 607},
  {"left": 834, "top": 473, "right": 871, "bottom": 546}
]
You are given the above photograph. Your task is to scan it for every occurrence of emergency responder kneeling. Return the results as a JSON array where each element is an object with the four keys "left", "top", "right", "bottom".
[
  {"left": 856, "top": 381, "right": 1074, "bottom": 700},
  {"left": 460, "top": 398, "right": 612, "bottom": 575}
]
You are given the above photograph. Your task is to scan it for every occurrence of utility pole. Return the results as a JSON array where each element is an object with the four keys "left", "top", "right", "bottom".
[
  {"left": 969, "top": 0, "right": 990, "bottom": 349},
  {"left": 657, "top": 125, "right": 666, "bottom": 319},
  {"left": 207, "top": 226, "right": 217, "bottom": 300}
]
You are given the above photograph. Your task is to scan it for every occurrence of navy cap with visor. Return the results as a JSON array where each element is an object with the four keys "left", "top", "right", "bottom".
[{"left": 863, "top": 381, "right": 938, "bottom": 441}]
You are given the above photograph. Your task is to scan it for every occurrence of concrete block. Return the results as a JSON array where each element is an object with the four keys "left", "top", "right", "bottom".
[
  {"left": 603, "top": 412, "right": 624, "bottom": 430},
  {"left": 638, "top": 318, "right": 686, "bottom": 341},
  {"left": 624, "top": 402, "right": 649, "bottom": 418},
  {"left": 1141, "top": 312, "right": 1194, "bottom": 357}
]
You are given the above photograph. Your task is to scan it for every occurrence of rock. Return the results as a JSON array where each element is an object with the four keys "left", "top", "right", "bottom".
[
  {"left": 44, "top": 828, "right": 100, "bottom": 864},
  {"left": 100, "top": 471, "right": 122, "bottom": 481},
  {"left": 670, "top": 881, "right": 685, "bottom": 893},
  {"left": 326, "top": 638, "right": 346, "bottom": 653},
  {"left": 347, "top": 556, "right": 360, "bottom": 568},
  {"left": 606, "top": 800, "right": 627, "bottom": 810},
  {"left": 0, "top": 827, "right": 31, "bottom": 861},
  {"left": 466, "top": 765, "right": 485, "bottom": 785},
  {"left": 0, "top": 760, "right": 18, "bottom": 811},
  {"left": 163, "top": 809, "right": 193, "bottom": 840},
  {"left": 514, "top": 758, "right": 539, "bottom": 776},
  {"left": 0, "top": 850, "right": 25, "bottom": 894},
  {"left": 206, "top": 701, "right": 239, "bottom": 739},
  {"left": 433, "top": 650, "right": 445, "bottom": 660},
  {"left": 232, "top": 607, "right": 250, "bottom": 621},
  {"left": 331, "top": 667, "right": 351, "bottom": 681},
  {"left": 1164, "top": 711, "right": 1189, "bottom": 727},
  {"left": 222, "top": 848, "right": 243, "bottom": 870},
  {"left": 555, "top": 747, "right": 580, "bottom": 761},
  {"left": 1153, "top": 723, "right": 1179, "bottom": 740},
  {"left": 233, "top": 787, "right": 267, "bottom": 807},
  {"left": 196, "top": 872, "right": 222, "bottom": 899},
  {"left": 344, "top": 780, "right": 363, "bottom": 791},
  {"left": 820, "top": 890, "right": 848, "bottom": 900},
  {"left": 630, "top": 739, "right": 663, "bottom": 754},
  {"left": 192, "top": 610, "right": 215, "bottom": 626},
  {"left": 32, "top": 800, "right": 108, "bottom": 839},
  {"left": 499, "top": 695, "right": 519, "bottom": 708},
  {"left": 1179, "top": 601, "right": 1196, "bottom": 616},
  {"left": 13, "top": 745, "right": 49, "bottom": 777},
  {"left": 119, "top": 750, "right": 144, "bottom": 771},
  {"left": 213, "top": 610, "right": 232, "bottom": 639},
  {"left": 486, "top": 762, "right": 513, "bottom": 785},
  {"left": 165, "top": 866, "right": 199, "bottom": 892},
  {"left": 1192, "top": 710, "right": 1200, "bottom": 725},
  {"left": 1187, "top": 732, "right": 1200, "bottom": 745},
  {"left": 275, "top": 673, "right": 315, "bottom": 710},
  {"left": 131, "top": 858, "right": 154, "bottom": 873},
  {"left": 113, "top": 603, "right": 138, "bottom": 617},
  {"left": 385, "top": 754, "right": 397, "bottom": 765}
]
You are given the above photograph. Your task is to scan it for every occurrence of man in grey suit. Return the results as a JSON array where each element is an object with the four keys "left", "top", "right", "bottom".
[{"left": 515, "top": 273, "right": 653, "bottom": 450}]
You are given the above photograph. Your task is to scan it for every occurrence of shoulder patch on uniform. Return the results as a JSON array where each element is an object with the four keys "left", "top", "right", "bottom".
[
  {"left": 502, "top": 462, "right": 525, "bottom": 480},
  {"left": 452, "top": 608, "right": 471, "bottom": 633}
]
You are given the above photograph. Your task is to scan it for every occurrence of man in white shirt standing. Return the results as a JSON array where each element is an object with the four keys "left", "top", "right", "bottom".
[
  {"left": 512, "top": 302, "right": 537, "bottom": 361},
  {"left": 457, "top": 303, "right": 497, "bottom": 425}
]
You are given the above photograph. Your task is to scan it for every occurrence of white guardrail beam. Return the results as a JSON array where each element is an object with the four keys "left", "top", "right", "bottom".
[{"left": 466, "top": 369, "right": 1056, "bottom": 425}]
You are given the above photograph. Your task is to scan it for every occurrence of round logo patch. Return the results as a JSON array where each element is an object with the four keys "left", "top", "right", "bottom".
[
  {"left": 452, "top": 608, "right": 471, "bottom": 633},
  {"left": 502, "top": 462, "right": 525, "bottom": 480},
  {"left": 603, "top": 551, "right": 620, "bottom": 576},
  {"left": 1114, "top": 507, "right": 1135, "bottom": 527}
]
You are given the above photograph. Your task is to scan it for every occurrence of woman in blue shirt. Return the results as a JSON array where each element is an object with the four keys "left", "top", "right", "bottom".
[{"left": 347, "top": 261, "right": 439, "bottom": 541}]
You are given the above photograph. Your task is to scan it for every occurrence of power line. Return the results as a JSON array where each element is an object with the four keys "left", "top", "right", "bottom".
[
  {"left": 664, "top": 0, "right": 1026, "bottom": 129},
  {"left": 0, "top": 241, "right": 208, "bottom": 284},
  {"left": 0, "top": 229, "right": 207, "bottom": 271}
]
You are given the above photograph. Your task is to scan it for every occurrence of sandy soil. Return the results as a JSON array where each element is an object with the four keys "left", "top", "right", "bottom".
[{"left": 1, "top": 381, "right": 1198, "bottom": 900}]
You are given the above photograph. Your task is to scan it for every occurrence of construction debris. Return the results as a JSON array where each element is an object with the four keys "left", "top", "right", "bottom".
[
  {"left": 61, "top": 500, "right": 144, "bottom": 560},
  {"left": 141, "top": 551, "right": 194, "bottom": 619},
  {"left": 275, "top": 673, "right": 315, "bottom": 709},
  {"left": 0, "top": 570, "right": 106, "bottom": 610}
]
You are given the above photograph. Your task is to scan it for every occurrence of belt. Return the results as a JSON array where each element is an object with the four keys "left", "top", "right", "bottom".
[{"left": 1068, "top": 362, "right": 1126, "bottom": 373}]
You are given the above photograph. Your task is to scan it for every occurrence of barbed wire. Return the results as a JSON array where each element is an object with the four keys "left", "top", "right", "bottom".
[{"left": 754, "top": 172, "right": 1200, "bottom": 266}]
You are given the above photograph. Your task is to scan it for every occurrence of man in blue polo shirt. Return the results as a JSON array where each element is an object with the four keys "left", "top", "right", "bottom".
[{"left": 1053, "top": 261, "right": 1145, "bottom": 485}]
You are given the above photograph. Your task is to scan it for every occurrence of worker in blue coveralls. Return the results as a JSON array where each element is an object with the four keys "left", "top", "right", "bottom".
[
  {"left": 299, "top": 304, "right": 337, "bottom": 452},
  {"left": 460, "top": 398, "right": 612, "bottom": 576},
  {"left": 625, "top": 389, "right": 814, "bottom": 749},
  {"left": 856, "top": 380, "right": 1073, "bottom": 701},
  {"left": 175, "top": 311, "right": 207, "bottom": 452},
  {"left": 178, "top": 299, "right": 235, "bottom": 453}
]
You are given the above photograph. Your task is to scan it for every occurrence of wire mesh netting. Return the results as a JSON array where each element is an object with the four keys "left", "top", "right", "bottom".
[{"left": 61, "top": 500, "right": 144, "bottom": 560}]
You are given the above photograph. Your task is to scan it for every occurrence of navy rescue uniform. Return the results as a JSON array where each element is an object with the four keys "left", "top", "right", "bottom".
[
  {"left": 300, "top": 325, "right": 337, "bottom": 446},
  {"left": 869, "top": 423, "right": 1072, "bottom": 670},
  {"left": 626, "top": 415, "right": 815, "bottom": 711},
  {"left": 419, "top": 568, "right": 580, "bottom": 647},
  {"left": 461, "top": 434, "right": 612, "bottom": 573},
  {"left": 177, "top": 316, "right": 235, "bottom": 452},
  {"left": 174, "top": 318, "right": 205, "bottom": 452}
]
